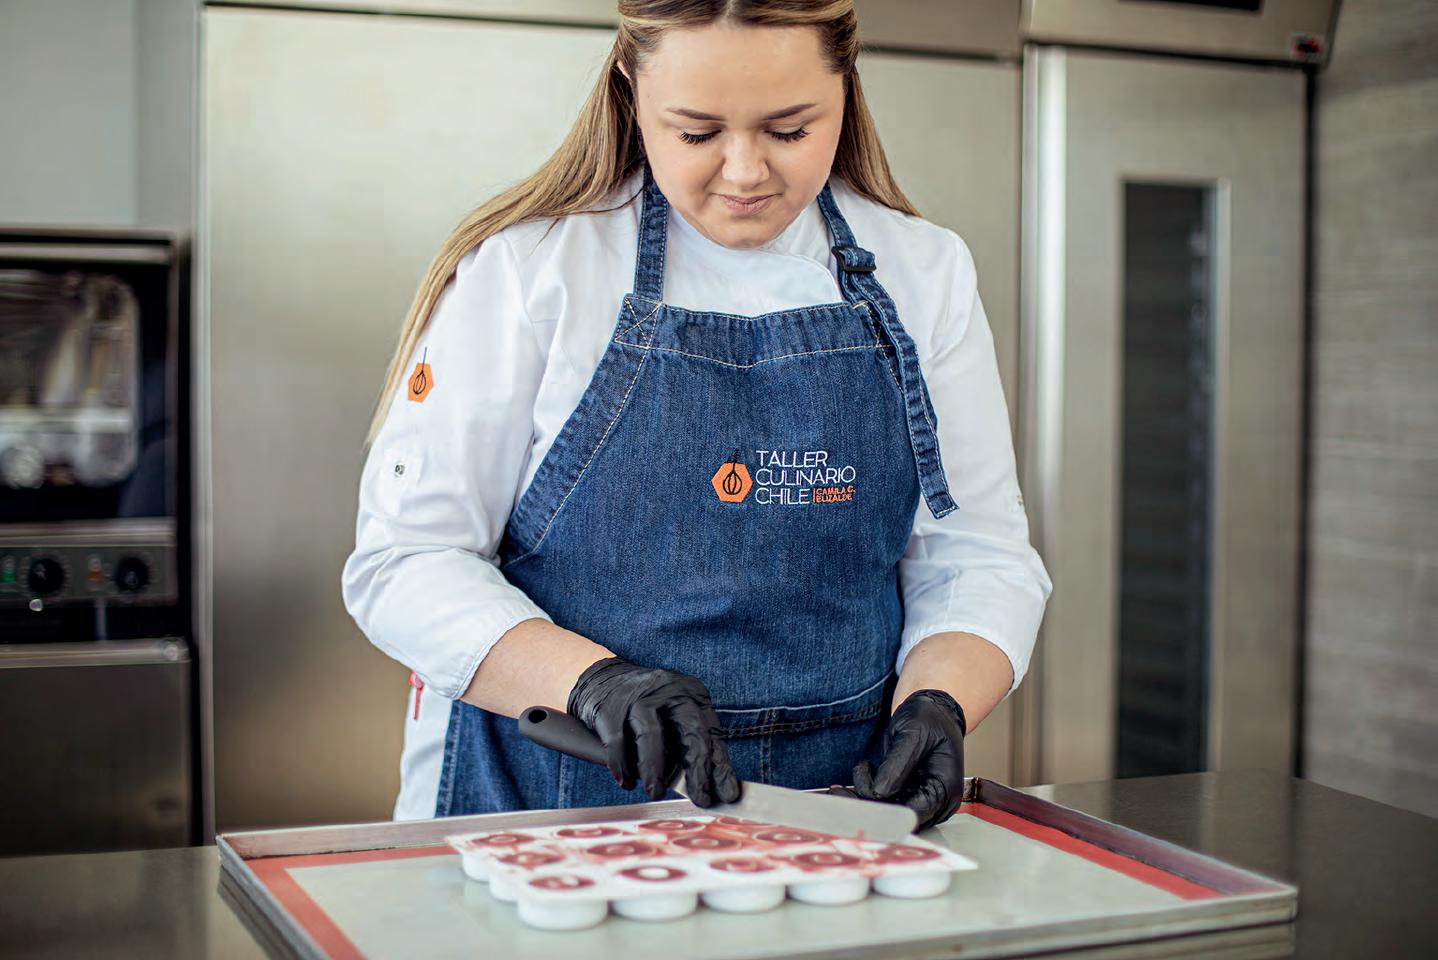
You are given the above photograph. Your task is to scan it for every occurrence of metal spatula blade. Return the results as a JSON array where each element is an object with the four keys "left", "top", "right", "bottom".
[{"left": 518, "top": 706, "right": 917, "bottom": 843}]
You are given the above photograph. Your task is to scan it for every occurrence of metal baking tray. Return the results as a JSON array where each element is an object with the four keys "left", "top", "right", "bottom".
[{"left": 217, "top": 778, "right": 1297, "bottom": 960}]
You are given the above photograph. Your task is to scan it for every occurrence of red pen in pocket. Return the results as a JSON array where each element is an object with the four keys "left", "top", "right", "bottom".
[{"left": 409, "top": 671, "right": 424, "bottom": 720}]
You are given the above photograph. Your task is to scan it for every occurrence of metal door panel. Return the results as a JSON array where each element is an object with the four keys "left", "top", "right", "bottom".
[
  {"left": 0, "top": 639, "right": 192, "bottom": 855},
  {"left": 859, "top": 53, "right": 1022, "bottom": 782},
  {"left": 1022, "top": 49, "right": 1304, "bottom": 784},
  {"left": 203, "top": 8, "right": 618, "bottom": 830}
]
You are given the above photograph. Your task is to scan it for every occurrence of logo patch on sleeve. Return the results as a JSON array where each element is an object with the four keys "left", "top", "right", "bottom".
[{"left": 408, "top": 347, "right": 434, "bottom": 403}]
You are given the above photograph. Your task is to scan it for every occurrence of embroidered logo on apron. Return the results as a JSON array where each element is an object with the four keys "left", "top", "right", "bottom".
[
  {"left": 710, "top": 449, "right": 857, "bottom": 506},
  {"left": 710, "top": 449, "right": 752, "bottom": 503}
]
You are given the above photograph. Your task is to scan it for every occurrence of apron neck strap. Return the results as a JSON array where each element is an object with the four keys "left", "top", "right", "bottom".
[
  {"left": 815, "top": 180, "right": 880, "bottom": 303},
  {"left": 633, "top": 166, "right": 670, "bottom": 302}
]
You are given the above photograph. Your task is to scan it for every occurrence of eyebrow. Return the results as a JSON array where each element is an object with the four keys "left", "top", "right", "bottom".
[{"left": 666, "top": 102, "right": 819, "bottom": 122}]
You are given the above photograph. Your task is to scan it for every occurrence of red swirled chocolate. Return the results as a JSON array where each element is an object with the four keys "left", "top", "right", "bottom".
[
  {"left": 529, "top": 874, "right": 597, "bottom": 891},
  {"left": 618, "top": 864, "right": 689, "bottom": 883},
  {"left": 498, "top": 850, "right": 564, "bottom": 870},
  {"left": 587, "top": 840, "right": 664, "bottom": 859},
  {"left": 672, "top": 834, "right": 743, "bottom": 852}
]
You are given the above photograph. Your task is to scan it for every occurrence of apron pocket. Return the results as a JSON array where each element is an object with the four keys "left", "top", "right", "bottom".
[{"left": 715, "top": 671, "right": 892, "bottom": 738}]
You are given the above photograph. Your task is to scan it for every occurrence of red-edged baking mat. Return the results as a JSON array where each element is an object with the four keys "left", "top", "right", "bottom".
[{"left": 245, "top": 803, "right": 1223, "bottom": 960}]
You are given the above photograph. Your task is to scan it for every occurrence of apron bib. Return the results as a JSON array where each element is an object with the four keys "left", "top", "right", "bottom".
[{"left": 436, "top": 166, "right": 955, "bottom": 816}]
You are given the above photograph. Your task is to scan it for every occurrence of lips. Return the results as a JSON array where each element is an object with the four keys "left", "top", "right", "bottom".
[{"left": 719, "top": 193, "right": 775, "bottom": 214}]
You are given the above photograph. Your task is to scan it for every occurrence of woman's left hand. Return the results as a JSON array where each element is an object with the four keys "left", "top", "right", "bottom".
[{"left": 835, "top": 689, "right": 967, "bottom": 832}]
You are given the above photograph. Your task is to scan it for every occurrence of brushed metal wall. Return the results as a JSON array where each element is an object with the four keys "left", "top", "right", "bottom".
[
  {"left": 202, "top": 6, "right": 1024, "bottom": 830},
  {"left": 1305, "top": 0, "right": 1438, "bottom": 819},
  {"left": 859, "top": 53, "right": 1022, "bottom": 782}
]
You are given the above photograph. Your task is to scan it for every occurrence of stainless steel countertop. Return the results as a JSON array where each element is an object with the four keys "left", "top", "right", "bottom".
[{"left": 2, "top": 771, "right": 1434, "bottom": 958}]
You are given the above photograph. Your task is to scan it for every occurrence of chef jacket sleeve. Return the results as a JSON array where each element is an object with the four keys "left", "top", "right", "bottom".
[
  {"left": 895, "top": 233, "right": 1053, "bottom": 696},
  {"left": 341, "top": 233, "right": 554, "bottom": 700}
]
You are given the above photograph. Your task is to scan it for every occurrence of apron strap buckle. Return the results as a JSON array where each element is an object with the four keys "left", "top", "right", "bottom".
[{"left": 830, "top": 244, "right": 877, "bottom": 273}]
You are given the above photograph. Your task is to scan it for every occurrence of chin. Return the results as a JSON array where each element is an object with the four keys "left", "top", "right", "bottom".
[
  {"left": 707, "top": 219, "right": 776, "bottom": 250},
  {"left": 717, "top": 232, "right": 769, "bottom": 251}
]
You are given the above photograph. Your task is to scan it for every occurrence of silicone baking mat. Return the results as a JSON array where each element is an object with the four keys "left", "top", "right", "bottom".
[{"left": 219, "top": 780, "right": 1296, "bottom": 960}]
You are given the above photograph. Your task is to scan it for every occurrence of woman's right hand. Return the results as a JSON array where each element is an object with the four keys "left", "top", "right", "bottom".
[{"left": 566, "top": 656, "right": 742, "bottom": 807}]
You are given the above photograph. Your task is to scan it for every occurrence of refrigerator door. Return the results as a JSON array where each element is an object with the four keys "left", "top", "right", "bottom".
[
  {"left": 0, "top": 638, "right": 192, "bottom": 855},
  {"left": 203, "top": 7, "right": 620, "bottom": 832},
  {"left": 1022, "top": 49, "right": 1305, "bottom": 785}
]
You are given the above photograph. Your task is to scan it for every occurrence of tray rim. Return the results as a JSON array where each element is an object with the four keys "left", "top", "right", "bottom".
[{"left": 216, "top": 777, "right": 1298, "bottom": 960}]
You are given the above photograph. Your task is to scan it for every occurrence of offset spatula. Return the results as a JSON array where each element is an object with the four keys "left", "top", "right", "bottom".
[{"left": 518, "top": 706, "right": 917, "bottom": 842}]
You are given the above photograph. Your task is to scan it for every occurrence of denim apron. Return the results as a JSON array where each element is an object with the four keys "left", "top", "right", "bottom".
[{"left": 435, "top": 166, "right": 955, "bottom": 816}]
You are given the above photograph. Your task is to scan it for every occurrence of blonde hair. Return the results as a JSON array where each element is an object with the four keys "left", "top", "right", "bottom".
[{"left": 366, "top": 0, "right": 918, "bottom": 443}]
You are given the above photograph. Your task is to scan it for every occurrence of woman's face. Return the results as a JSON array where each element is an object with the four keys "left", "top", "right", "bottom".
[{"left": 623, "top": 22, "right": 845, "bottom": 251}]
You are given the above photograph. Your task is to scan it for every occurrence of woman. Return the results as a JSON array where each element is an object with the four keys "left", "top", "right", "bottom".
[{"left": 342, "top": 0, "right": 1051, "bottom": 832}]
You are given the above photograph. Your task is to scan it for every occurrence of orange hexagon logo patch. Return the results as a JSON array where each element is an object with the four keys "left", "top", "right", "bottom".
[{"left": 711, "top": 451, "right": 751, "bottom": 503}]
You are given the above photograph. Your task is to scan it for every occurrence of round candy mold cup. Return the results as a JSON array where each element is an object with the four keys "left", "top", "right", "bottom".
[
  {"left": 490, "top": 849, "right": 566, "bottom": 903},
  {"left": 635, "top": 819, "right": 708, "bottom": 836},
  {"left": 611, "top": 893, "right": 698, "bottom": 921},
  {"left": 459, "top": 853, "right": 489, "bottom": 883},
  {"left": 489, "top": 870, "right": 519, "bottom": 903},
  {"left": 670, "top": 835, "right": 743, "bottom": 854},
  {"left": 611, "top": 864, "right": 698, "bottom": 921},
  {"left": 517, "top": 875, "right": 609, "bottom": 932},
  {"left": 447, "top": 831, "right": 538, "bottom": 883},
  {"left": 710, "top": 815, "right": 768, "bottom": 833},
  {"left": 868, "top": 842, "right": 954, "bottom": 899},
  {"left": 782, "top": 850, "right": 871, "bottom": 906},
  {"left": 872, "top": 870, "right": 952, "bottom": 899},
  {"left": 465, "top": 831, "right": 536, "bottom": 849},
  {"left": 786, "top": 875, "right": 871, "bottom": 905},
  {"left": 750, "top": 827, "right": 832, "bottom": 846},
  {"left": 548, "top": 825, "right": 627, "bottom": 842},
  {"left": 701, "top": 884, "right": 787, "bottom": 913},
  {"left": 584, "top": 839, "right": 666, "bottom": 861}
]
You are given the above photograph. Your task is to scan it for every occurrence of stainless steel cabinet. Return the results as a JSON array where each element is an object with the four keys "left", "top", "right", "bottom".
[
  {"left": 203, "top": 8, "right": 620, "bottom": 830},
  {"left": 0, "top": 640, "right": 192, "bottom": 855},
  {"left": 1021, "top": 49, "right": 1305, "bottom": 785}
]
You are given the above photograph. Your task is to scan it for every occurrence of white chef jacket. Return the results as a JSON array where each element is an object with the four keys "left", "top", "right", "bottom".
[{"left": 341, "top": 169, "right": 1052, "bottom": 821}]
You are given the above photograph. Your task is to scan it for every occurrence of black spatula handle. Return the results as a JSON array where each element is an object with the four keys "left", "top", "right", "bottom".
[{"left": 518, "top": 706, "right": 608, "bottom": 767}]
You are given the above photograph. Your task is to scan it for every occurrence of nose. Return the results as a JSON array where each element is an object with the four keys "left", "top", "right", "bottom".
[{"left": 721, "top": 135, "right": 769, "bottom": 192}]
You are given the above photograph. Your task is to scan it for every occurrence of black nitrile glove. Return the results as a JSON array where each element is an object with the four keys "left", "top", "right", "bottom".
[
  {"left": 841, "top": 689, "right": 966, "bottom": 832},
  {"left": 566, "top": 656, "right": 742, "bottom": 807}
]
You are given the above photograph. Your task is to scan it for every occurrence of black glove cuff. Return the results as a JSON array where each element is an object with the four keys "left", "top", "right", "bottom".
[
  {"left": 565, "top": 655, "right": 628, "bottom": 719},
  {"left": 911, "top": 688, "right": 968, "bottom": 737}
]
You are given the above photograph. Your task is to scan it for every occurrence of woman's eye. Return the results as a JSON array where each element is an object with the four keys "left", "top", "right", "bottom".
[{"left": 677, "top": 128, "right": 811, "bottom": 145}]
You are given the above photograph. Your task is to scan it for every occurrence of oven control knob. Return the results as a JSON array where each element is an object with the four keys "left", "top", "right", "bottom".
[
  {"left": 28, "top": 558, "right": 66, "bottom": 596},
  {"left": 113, "top": 557, "right": 150, "bottom": 594}
]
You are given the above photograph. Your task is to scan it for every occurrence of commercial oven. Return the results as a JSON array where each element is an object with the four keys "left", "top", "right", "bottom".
[{"left": 0, "top": 229, "right": 194, "bottom": 855}]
